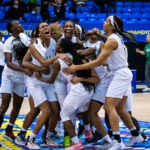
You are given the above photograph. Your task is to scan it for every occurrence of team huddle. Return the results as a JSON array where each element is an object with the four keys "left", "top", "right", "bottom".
[{"left": 0, "top": 16, "right": 147, "bottom": 150}]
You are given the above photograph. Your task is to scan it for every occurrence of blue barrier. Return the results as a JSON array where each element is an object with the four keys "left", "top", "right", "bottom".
[{"left": 131, "top": 69, "right": 136, "bottom": 93}]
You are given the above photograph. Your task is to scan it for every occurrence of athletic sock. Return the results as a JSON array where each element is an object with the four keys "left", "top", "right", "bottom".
[
  {"left": 21, "top": 128, "right": 27, "bottom": 132},
  {"left": 29, "top": 132, "right": 36, "bottom": 140},
  {"left": 0, "top": 116, "right": 4, "bottom": 128},
  {"left": 71, "top": 136, "right": 79, "bottom": 143},
  {"left": 108, "top": 129, "right": 113, "bottom": 137},
  {"left": 46, "top": 131, "right": 54, "bottom": 138},
  {"left": 113, "top": 131, "right": 121, "bottom": 143},
  {"left": 20, "top": 130, "right": 27, "bottom": 135},
  {"left": 64, "top": 130, "right": 69, "bottom": 136},
  {"left": 130, "top": 127, "right": 139, "bottom": 136},
  {"left": 6, "top": 123, "right": 14, "bottom": 131},
  {"left": 84, "top": 124, "right": 90, "bottom": 131}
]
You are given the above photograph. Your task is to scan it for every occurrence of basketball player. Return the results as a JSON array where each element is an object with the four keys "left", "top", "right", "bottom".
[{"left": 64, "top": 16, "right": 144, "bottom": 149}]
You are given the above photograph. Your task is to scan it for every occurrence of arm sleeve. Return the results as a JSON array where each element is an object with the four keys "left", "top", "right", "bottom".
[
  {"left": 19, "top": 33, "right": 31, "bottom": 47},
  {"left": 4, "top": 38, "right": 12, "bottom": 53}
]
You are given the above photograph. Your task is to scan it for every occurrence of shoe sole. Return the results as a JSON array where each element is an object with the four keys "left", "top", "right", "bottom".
[
  {"left": 3, "top": 134, "right": 15, "bottom": 141},
  {"left": 15, "top": 139, "right": 25, "bottom": 146},
  {"left": 26, "top": 145, "right": 40, "bottom": 149}
]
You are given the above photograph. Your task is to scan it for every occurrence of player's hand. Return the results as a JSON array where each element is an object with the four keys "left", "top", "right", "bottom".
[
  {"left": 24, "top": 68, "right": 34, "bottom": 77},
  {"left": 35, "top": 72, "right": 41, "bottom": 79},
  {"left": 30, "top": 38, "right": 38, "bottom": 44},
  {"left": 57, "top": 54, "right": 72, "bottom": 65},
  {"left": 136, "top": 48, "right": 140, "bottom": 53},
  {"left": 63, "top": 64, "right": 77, "bottom": 74},
  {"left": 71, "top": 76, "right": 81, "bottom": 84}
]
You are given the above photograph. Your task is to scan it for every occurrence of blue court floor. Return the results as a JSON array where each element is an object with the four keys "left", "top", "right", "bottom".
[{"left": 0, "top": 115, "right": 150, "bottom": 150}]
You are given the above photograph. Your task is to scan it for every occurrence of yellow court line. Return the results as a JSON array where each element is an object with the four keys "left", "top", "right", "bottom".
[{"left": 0, "top": 134, "right": 23, "bottom": 150}]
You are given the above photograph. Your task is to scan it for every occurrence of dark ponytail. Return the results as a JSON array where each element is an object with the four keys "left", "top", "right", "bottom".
[
  {"left": 113, "top": 16, "right": 136, "bottom": 42},
  {"left": 60, "top": 38, "right": 95, "bottom": 92}
]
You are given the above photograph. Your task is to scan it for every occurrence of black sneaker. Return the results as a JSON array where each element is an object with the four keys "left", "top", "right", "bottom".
[
  {"left": 141, "top": 132, "right": 148, "bottom": 142},
  {"left": 15, "top": 132, "right": 26, "bottom": 146},
  {"left": 77, "top": 123, "right": 85, "bottom": 137},
  {"left": 108, "top": 130, "right": 113, "bottom": 138},
  {"left": 87, "top": 131, "right": 103, "bottom": 143},
  {"left": 3, "top": 130, "right": 15, "bottom": 141}
]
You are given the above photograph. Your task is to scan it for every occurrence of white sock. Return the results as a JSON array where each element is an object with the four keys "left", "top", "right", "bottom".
[
  {"left": 84, "top": 124, "right": 90, "bottom": 131},
  {"left": 103, "top": 134, "right": 112, "bottom": 143},
  {"left": 130, "top": 126, "right": 136, "bottom": 131},
  {"left": 8, "top": 122, "right": 14, "bottom": 126},
  {"left": 21, "top": 128, "right": 27, "bottom": 132},
  {"left": 46, "top": 131, "right": 54, "bottom": 138},
  {"left": 113, "top": 131, "right": 120, "bottom": 135},
  {"left": 29, "top": 132, "right": 36, "bottom": 140},
  {"left": 71, "top": 136, "right": 79, "bottom": 143}
]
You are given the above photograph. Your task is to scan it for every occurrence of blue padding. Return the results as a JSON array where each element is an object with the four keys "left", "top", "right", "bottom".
[
  {"left": 143, "top": 2, "right": 150, "bottom": 7},
  {"left": 124, "top": 2, "right": 133, "bottom": 7},
  {"left": 133, "top": 2, "right": 142, "bottom": 7},
  {"left": 0, "top": 6, "right": 4, "bottom": 11},
  {"left": 131, "top": 69, "right": 136, "bottom": 92}
]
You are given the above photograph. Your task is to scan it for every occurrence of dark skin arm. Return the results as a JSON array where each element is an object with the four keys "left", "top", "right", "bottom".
[
  {"left": 63, "top": 38, "right": 118, "bottom": 73},
  {"left": 35, "top": 59, "right": 60, "bottom": 83},
  {"left": 5, "top": 52, "right": 33, "bottom": 76},
  {"left": 77, "top": 47, "right": 96, "bottom": 56},
  {"left": 71, "top": 68, "right": 100, "bottom": 84},
  {"left": 22, "top": 50, "right": 50, "bottom": 74},
  {"left": 29, "top": 44, "right": 68, "bottom": 67}
]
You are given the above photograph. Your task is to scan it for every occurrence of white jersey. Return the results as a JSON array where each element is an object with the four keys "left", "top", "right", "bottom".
[
  {"left": 84, "top": 40, "right": 101, "bottom": 56},
  {"left": 58, "top": 54, "right": 73, "bottom": 82},
  {"left": 107, "top": 33, "right": 128, "bottom": 70},
  {"left": 3, "top": 33, "right": 30, "bottom": 80},
  {"left": 0, "top": 41, "right": 5, "bottom": 66},
  {"left": 84, "top": 40, "right": 109, "bottom": 80},
  {"left": 27, "top": 38, "right": 56, "bottom": 86},
  {"left": 56, "top": 35, "right": 77, "bottom": 82}
]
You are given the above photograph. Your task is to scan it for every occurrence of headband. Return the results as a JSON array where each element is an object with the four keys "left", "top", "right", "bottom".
[
  {"left": 110, "top": 16, "right": 115, "bottom": 28},
  {"left": 75, "top": 24, "right": 82, "bottom": 36}
]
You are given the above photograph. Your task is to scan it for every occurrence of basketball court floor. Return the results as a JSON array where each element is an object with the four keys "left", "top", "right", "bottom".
[{"left": 0, "top": 85, "right": 150, "bottom": 150}]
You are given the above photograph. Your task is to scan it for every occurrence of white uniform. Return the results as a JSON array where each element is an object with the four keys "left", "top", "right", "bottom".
[
  {"left": 84, "top": 40, "right": 112, "bottom": 104},
  {"left": 106, "top": 33, "right": 133, "bottom": 99},
  {"left": 125, "top": 85, "right": 133, "bottom": 112},
  {"left": 0, "top": 33, "right": 29, "bottom": 97},
  {"left": 59, "top": 57, "right": 93, "bottom": 122},
  {"left": 27, "top": 38, "right": 57, "bottom": 107},
  {"left": 0, "top": 41, "right": 5, "bottom": 66},
  {"left": 54, "top": 36, "right": 78, "bottom": 106}
]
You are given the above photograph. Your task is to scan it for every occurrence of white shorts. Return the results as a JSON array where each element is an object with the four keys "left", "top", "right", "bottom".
[
  {"left": 54, "top": 79, "right": 67, "bottom": 94},
  {"left": 60, "top": 83, "right": 93, "bottom": 122},
  {"left": 125, "top": 86, "right": 133, "bottom": 112},
  {"left": 92, "top": 74, "right": 112, "bottom": 104},
  {"left": 0, "top": 73, "right": 25, "bottom": 97},
  {"left": 28, "top": 82, "right": 57, "bottom": 107},
  {"left": 106, "top": 68, "right": 133, "bottom": 99}
]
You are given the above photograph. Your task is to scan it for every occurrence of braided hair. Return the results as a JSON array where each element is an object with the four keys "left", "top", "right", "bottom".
[
  {"left": 12, "top": 38, "right": 28, "bottom": 65},
  {"left": 60, "top": 38, "right": 95, "bottom": 92},
  {"left": 112, "top": 16, "right": 136, "bottom": 42}
]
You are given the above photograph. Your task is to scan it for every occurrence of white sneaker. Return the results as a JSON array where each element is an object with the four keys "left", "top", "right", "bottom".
[
  {"left": 108, "top": 140, "right": 125, "bottom": 150},
  {"left": 97, "top": 140, "right": 125, "bottom": 150},
  {"left": 26, "top": 137, "right": 40, "bottom": 149},
  {"left": 125, "top": 134, "right": 144, "bottom": 147},
  {"left": 15, "top": 133, "right": 26, "bottom": 146},
  {"left": 142, "top": 87, "right": 150, "bottom": 92},
  {"left": 46, "top": 137, "right": 59, "bottom": 146}
]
